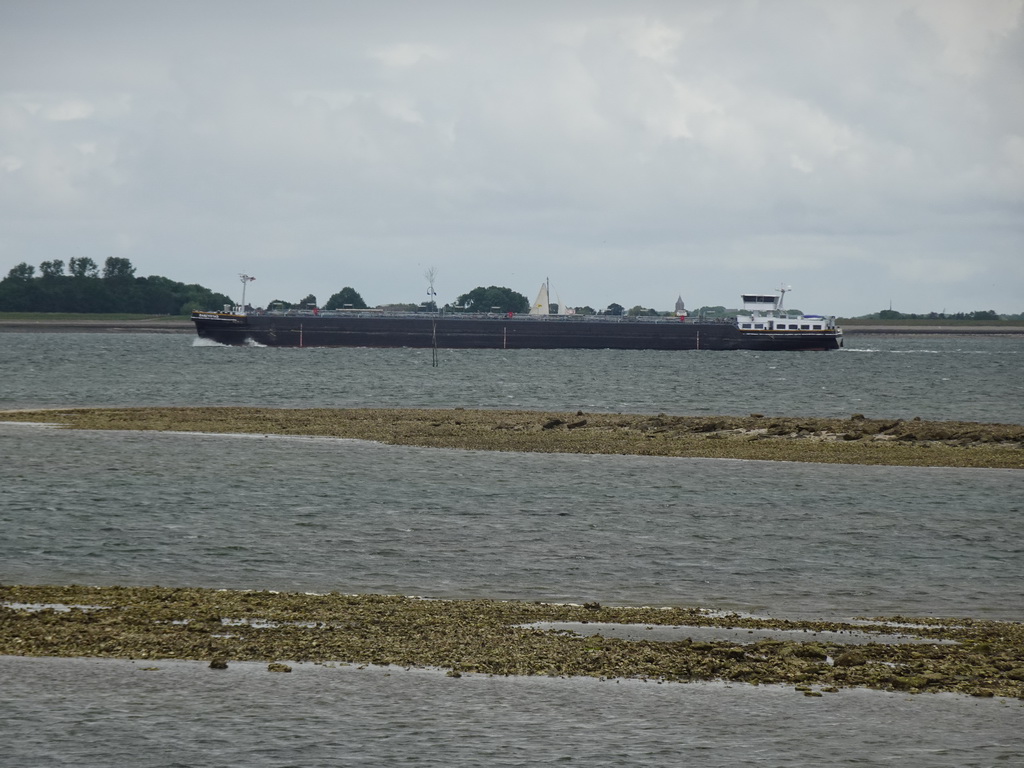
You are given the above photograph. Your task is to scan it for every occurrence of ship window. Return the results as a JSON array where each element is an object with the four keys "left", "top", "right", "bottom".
[
  {"left": 800, "top": 324, "right": 810, "bottom": 330},
  {"left": 754, "top": 323, "right": 764, "bottom": 329},
  {"left": 741, "top": 323, "right": 752, "bottom": 329},
  {"left": 813, "top": 324, "right": 822, "bottom": 330}
]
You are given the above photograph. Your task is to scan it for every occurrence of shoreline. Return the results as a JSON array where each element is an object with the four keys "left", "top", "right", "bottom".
[
  {"left": 2, "top": 584, "right": 1021, "bottom": 698},
  {"left": 2, "top": 406, "right": 1022, "bottom": 468},
  {"left": 0, "top": 319, "right": 192, "bottom": 333},
  {"left": 839, "top": 324, "right": 1023, "bottom": 335}
]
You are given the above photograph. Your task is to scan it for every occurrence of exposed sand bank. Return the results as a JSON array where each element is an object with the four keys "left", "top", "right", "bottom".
[
  {"left": 2, "top": 585, "right": 1021, "bottom": 698},
  {"left": 3, "top": 406, "right": 1022, "bottom": 468}
]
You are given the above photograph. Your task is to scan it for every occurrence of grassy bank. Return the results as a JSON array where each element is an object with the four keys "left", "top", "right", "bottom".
[
  {"left": 2, "top": 406, "right": 1022, "bottom": 468},
  {"left": 839, "top": 317, "right": 1024, "bottom": 328},
  {"left": 2, "top": 585, "right": 1021, "bottom": 698},
  {"left": 0, "top": 312, "right": 190, "bottom": 322}
]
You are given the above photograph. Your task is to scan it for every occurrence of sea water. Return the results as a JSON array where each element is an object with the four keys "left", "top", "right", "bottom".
[
  {"left": 0, "top": 331, "right": 1022, "bottom": 423},
  {"left": 2, "top": 425, "right": 1021, "bottom": 620},
  {"left": 1, "top": 331, "right": 1021, "bottom": 766}
]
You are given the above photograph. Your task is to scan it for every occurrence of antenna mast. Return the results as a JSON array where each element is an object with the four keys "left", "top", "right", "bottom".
[
  {"left": 239, "top": 274, "right": 255, "bottom": 314},
  {"left": 424, "top": 267, "right": 438, "bottom": 312},
  {"left": 777, "top": 283, "right": 791, "bottom": 311}
]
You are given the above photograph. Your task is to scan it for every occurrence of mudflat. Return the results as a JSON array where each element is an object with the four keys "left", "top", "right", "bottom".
[
  {"left": 2, "top": 406, "right": 1022, "bottom": 468},
  {"left": 4, "top": 411, "right": 1021, "bottom": 694},
  {"left": 2, "top": 584, "right": 1021, "bottom": 698}
]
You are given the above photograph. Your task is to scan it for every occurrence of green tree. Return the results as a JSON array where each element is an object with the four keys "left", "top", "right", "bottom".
[
  {"left": 7, "top": 262, "right": 35, "bottom": 280},
  {"left": 0, "top": 261, "right": 230, "bottom": 315},
  {"left": 574, "top": 305, "right": 596, "bottom": 315},
  {"left": 69, "top": 257, "right": 99, "bottom": 278},
  {"left": 103, "top": 257, "right": 136, "bottom": 281},
  {"left": 0, "top": 264, "right": 40, "bottom": 309},
  {"left": 627, "top": 305, "right": 658, "bottom": 316},
  {"left": 455, "top": 285, "right": 529, "bottom": 314},
  {"left": 605, "top": 302, "right": 625, "bottom": 316},
  {"left": 177, "top": 283, "right": 232, "bottom": 314},
  {"left": 39, "top": 260, "right": 65, "bottom": 278},
  {"left": 324, "top": 287, "right": 368, "bottom": 310},
  {"left": 694, "top": 305, "right": 727, "bottom": 318},
  {"left": 298, "top": 294, "right": 317, "bottom": 308}
]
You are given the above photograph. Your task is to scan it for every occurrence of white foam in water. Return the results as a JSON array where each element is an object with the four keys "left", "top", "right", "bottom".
[{"left": 192, "top": 336, "right": 266, "bottom": 347}]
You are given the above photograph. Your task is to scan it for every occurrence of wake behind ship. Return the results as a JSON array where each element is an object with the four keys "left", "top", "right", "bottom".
[{"left": 191, "top": 290, "right": 843, "bottom": 351}]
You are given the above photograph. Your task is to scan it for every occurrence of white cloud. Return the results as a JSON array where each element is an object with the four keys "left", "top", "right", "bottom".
[
  {"left": 43, "top": 99, "right": 95, "bottom": 121},
  {"left": 371, "top": 43, "right": 446, "bottom": 68},
  {"left": 289, "top": 90, "right": 357, "bottom": 110},
  {"left": 622, "top": 18, "right": 682, "bottom": 64},
  {"left": 0, "top": 1, "right": 1020, "bottom": 316},
  {"left": 909, "top": 0, "right": 1023, "bottom": 77},
  {"left": 887, "top": 254, "right": 987, "bottom": 285},
  {"left": 376, "top": 96, "right": 425, "bottom": 125},
  {"left": 789, "top": 154, "right": 813, "bottom": 174}
]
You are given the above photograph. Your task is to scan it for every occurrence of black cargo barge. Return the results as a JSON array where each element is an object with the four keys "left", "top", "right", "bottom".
[{"left": 191, "top": 293, "right": 843, "bottom": 351}]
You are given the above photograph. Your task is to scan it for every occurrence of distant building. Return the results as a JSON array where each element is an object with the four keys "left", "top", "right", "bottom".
[{"left": 675, "top": 295, "right": 686, "bottom": 316}]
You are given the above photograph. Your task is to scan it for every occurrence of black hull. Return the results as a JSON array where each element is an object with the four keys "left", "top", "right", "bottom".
[{"left": 192, "top": 314, "right": 842, "bottom": 351}]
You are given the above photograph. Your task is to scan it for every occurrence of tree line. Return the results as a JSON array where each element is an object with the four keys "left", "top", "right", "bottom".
[
  {"left": 266, "top": 287, "right": 370, "bottom": 312},
  {"left": 264, "top": 285, "right": 682, "bottom": 317},
  {"left": 267, "top": 285, "right": 535, "bottom": 315},
  {"left": 11, "top": 261, "right": 861, "bottom": 320},
  {"left": 0, "top": 258, "right": 232, "bottom": 315},
  {"left": 872, "top": 309, "right": 1016, "bottom": 321}
]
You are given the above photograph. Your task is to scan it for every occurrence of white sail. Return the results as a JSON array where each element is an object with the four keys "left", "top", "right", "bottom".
[{"left": 530, "top": 282, "right": 550, "bottom": 315}]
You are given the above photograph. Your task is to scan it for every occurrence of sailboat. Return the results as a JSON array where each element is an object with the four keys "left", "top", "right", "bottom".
[{"left": 530, "top": 279, "right": 572, "bottom": 315}]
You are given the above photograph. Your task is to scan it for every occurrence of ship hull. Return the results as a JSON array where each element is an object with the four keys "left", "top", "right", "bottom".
[{"left": 192, "top": 313, "right": 842, "bottom": 351}]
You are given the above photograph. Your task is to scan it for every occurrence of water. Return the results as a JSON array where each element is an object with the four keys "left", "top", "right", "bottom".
[
  {"left": 1, "top": 331, "right": 1021, "bottom": 422},
  {"left": 3, "top": 425, "right": 1021, "bottom": 620},
  {"left": 1, "top": 331, "right": 1022, "bottom": 765},
  {"left": 2, "top": 657, "right": 1020, "bottom": 768}
]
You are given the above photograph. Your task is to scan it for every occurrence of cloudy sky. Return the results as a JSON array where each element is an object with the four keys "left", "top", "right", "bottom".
[{"left": 1, "top": 0, "right": 1021, "bottom": 316}]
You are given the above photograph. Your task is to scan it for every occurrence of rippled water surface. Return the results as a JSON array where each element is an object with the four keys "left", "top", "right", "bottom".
[
  {"left": 2, "top": 657, "right": 1020, "bottom": 768},
  {"left": 2, "top": 331, "right": 1022, "bottom": 766},
  {"left": 3, "top": 425, "right": 1021, "bottom": 620},
  {"left": 1, "top": 331, "right": 1021, "bottom": 422}
]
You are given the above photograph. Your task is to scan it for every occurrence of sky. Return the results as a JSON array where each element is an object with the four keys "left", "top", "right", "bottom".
[{"left": 1, "top": 0, "right": 1022, "bottom": 317}]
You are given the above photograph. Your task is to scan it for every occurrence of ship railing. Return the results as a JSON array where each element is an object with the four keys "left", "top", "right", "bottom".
[
  {"left": 247, "top": 309, "right": 836, "bottom": 328},
  {"left": 254, "top": 309, "right": 704, "bottom": 322}
]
